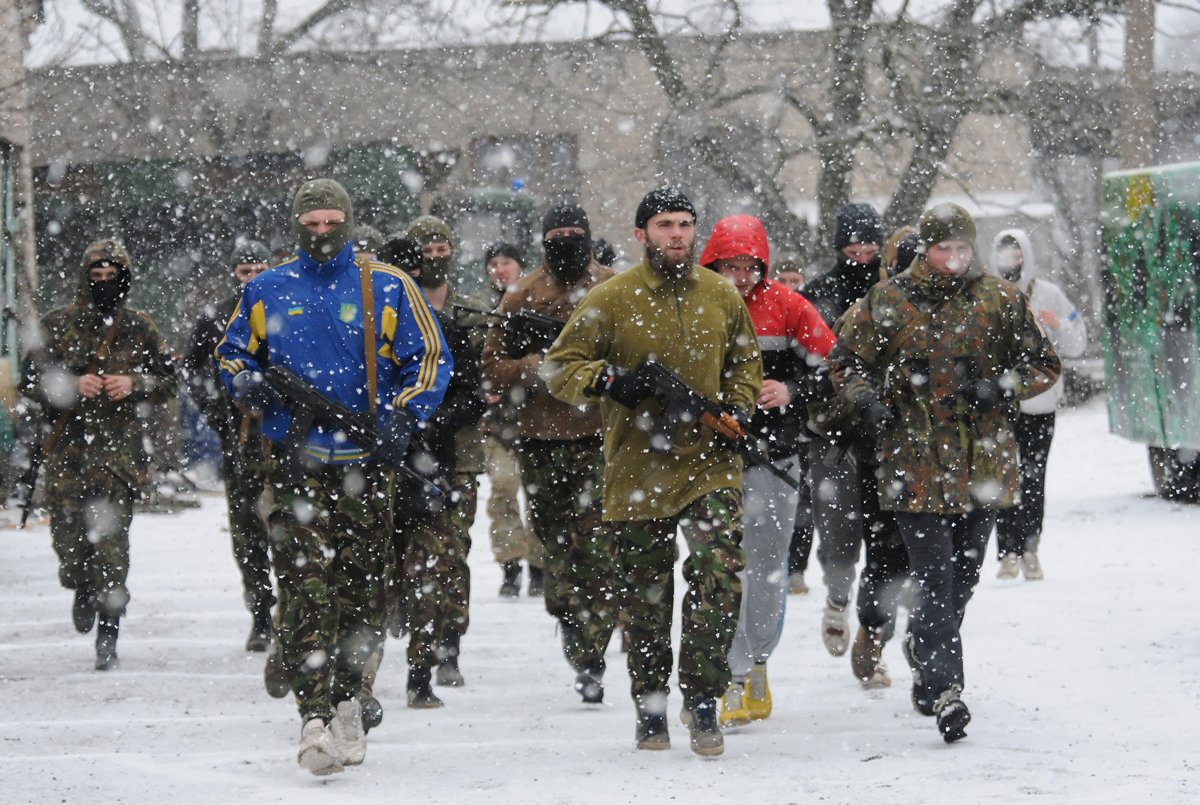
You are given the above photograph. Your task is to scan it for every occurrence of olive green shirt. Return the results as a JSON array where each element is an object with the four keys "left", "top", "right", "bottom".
[{"left": 544, "top": 260, "right": 762, "bottom": 521}]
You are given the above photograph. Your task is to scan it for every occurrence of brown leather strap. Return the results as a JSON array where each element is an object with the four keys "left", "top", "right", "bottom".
[{"left": 358, "top": 257, "right": 378, "bottom": 416}]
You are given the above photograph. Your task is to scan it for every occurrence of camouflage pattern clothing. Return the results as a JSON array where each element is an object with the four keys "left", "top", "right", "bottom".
[
  {"left": 609, "top": 488, "right": 744, "bottom": 702},
  {"left": 483, "top": 434, "right": 539, "bottom": 566},
  {"left": 830, "top": 257, "right": 1061, "bottom": 513},
  {"left": 22, "top": 240, "right": 177, "bottom": 618},
  {"left": 516, "top": 437, "right": 615, "bottom": 674},
  {"left": 182, "top": 291, "right": 273, "bottom": 621},
  {"left": 261, "top": 456, "right": 394, "bottom": 722}
]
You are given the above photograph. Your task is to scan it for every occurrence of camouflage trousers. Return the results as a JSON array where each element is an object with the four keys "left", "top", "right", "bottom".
[
  {"left": 483, "top": 435, "right": 542, "bottom": 568},
  {"left": 442, "top": 471, "right": 477, "bottom": 645},
  {"left": 50, "top": 478, "right": 134, "bottom": 618},
  {"left": 221, "top": 440, "right": 273, "bottom": 617},
  {"left": 609, "top": 488, "right": 744, "bottom": 703},
  {"left": 517, "top": 437, "right": 616, "bottom": 674},
  {"left": 262, "top": 456, "right": 393, "bottom": 723},
  {"left": 393, "top": 508, "right": 461, "bottom": 677}
]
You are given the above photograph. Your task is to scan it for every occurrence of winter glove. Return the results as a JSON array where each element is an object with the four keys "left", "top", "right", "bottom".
[
  {"left": 855, "top": 397, "right": 895, "bottom": 455},
  {"left": 375, "top": 407, "right": 417, "bottom": 469},
  {"left": 962, "top": 378, "right": 1010, "bottom": 413},
  {"left": 589, "top": 364, "right": 653, "bottom": 409},
  {"left": 231, "top": 370, "right": 281, "bottom": 413}
]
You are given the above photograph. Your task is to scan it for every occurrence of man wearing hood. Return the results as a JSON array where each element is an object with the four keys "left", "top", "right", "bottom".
[
  {"left": 183, "top": 239, "right": 275, "bottom": 653},
  {"left": 829, "top": 203, "right": 1060, "bottom": 742},
  {"left": 217, "top": 179, "right": 451, "bottom": 775},
  {"left": 404, "top": 214, "right": 481, "bottom": 688},
  {"left": 699, "top": 214, "right": 834, "bottom": 727},
  {"left": 990, "top": 230, "right": 1086, "bottom": 581},
  {"left": 800, "top": 202, "right": 886, "bottom": 660},
  {"left": 544, "top": 187, "right": 762, "bottom": 757},
  {"left": 22, "top": 239, "right": 177, "bottom": 672},
  {"left": 482, "top": 202, "right": 618, "bottom": 705}
]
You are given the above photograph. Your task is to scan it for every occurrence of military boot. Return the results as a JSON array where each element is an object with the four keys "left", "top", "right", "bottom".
[
  {"left": 95, "top": 615, "right": 119, "bottom": 671},
  {"left": 72, "top": 585, "right": 96, "bottom": 634},
  {"left": 245, "top": 607, "right": 272, "bottom": 653},
  {"left": 635, "top": 695, "right": 670, "bottom": 751},
  {"left": 406, "top": 669, "right": 444, "bottom": 709},
  {"left": 574, "top": 667, "right": 604, "bottom": 704},
  {"left": 264, "top": 637, "right": 290, "bottom": 699},
  {"left": 358, "top": 645, "right": 384, "bottom": 733},
  {"left": 680, "top": 697, "right": 724, "bottom": 757},
  {"left": 902, "top": 633, "right": 935, "bottom": 716},
  {"left": 499, "top": 561, "right": 521, "bottom": 598},
  {"left": 527, "top": 565, "right": 545, "bottom": 597},
  {"left": 436, "top": 635, "right": 464, "bottom": 687}
]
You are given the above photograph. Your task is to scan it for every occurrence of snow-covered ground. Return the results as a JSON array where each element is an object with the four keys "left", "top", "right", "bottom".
[{"left": 1, "top": 398, "right": 1197, "bottom": 803}]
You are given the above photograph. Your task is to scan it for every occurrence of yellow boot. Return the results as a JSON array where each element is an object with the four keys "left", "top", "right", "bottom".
[
  {"left": 745, "top": 663, "right": 772, "bottom": 721},
  {"left": 719, "top": 682, "right": 752, "bottom": 727}
]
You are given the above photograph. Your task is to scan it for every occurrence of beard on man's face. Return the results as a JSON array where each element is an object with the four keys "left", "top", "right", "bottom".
[{"left": 645, "top": 240, "right": 694, "bottom": 279}]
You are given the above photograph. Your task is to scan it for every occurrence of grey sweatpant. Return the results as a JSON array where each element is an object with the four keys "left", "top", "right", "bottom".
[{"left": 727, "top": 456, "right": 802, "bottom": 680}]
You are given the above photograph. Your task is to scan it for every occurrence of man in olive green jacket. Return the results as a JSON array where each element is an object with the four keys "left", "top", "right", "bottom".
[{"left": 544, "top": 187, "right": 762, "bottom": 757}]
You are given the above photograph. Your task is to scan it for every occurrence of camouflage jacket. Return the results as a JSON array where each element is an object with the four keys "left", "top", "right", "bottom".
[
  {"left": 830, "top": 259, "right": 1060, "bottom": 514},
  {"left": 23, "top": 303, "right": 178, "bottom": 496}
]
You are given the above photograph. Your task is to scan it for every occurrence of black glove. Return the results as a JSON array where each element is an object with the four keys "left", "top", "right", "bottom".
[
  {"left": 590, "top": 364, "right": 653, "bottom": 409},
  {"left": 231, "top": 370, "right": 280, "bottom": 413},
  {"left": 375, "top": 407, "right": 417, "bottom": 468},
  {"left": 856, "top": 397, "right": 895, "bottom": 454},
  {"left": 962, "top": 378, "right": 1009, "bottom": 413}
]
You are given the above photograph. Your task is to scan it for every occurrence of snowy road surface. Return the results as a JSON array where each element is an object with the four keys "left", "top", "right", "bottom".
[{"left": 1, "top": 399, "right": 1197, "bottom": 803}]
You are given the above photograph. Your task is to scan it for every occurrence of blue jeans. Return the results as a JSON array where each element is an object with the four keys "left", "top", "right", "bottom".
[{"left": 896, "top": 510, "right": 995, "bottom": 697}]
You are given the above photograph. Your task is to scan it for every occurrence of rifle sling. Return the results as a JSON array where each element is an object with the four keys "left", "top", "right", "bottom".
[
  {"left": 359, "top": 258, "right": 378, "bottom": 418},
  {"left": 43, "top": 311, "right": 124, "bottom": 455}
]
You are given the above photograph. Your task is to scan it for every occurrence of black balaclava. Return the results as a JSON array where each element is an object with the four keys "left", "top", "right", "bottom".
[
  {"left": 292, "top": 179, "right": 354, "bottom": 261},
  {"left": 377, "top": 237, "right": 425, "bottom": 280},
  {"left": 542, "top": 202, "right": 592, "bottom": 284},
  {"left": 80, "top": 239, "right": 132, "bottom": 314},
  {"left": 406, "top": 215, "right": 455, "bottom": 289}
]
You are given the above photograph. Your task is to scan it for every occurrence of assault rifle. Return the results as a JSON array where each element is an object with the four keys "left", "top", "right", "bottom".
[
  {"left": 452, "top": 304, "right": 565, "bottom": 359},
  {"left": 637, "top": 361, "right": 802, "bottom": 492},
  {"left": 264, "top": 365, "right": 444, "bottom": 500}
]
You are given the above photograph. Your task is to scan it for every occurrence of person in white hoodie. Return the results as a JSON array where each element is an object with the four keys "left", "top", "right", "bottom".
[{"left": 990, "top": 230, "right": 1087, "bottom": 580}]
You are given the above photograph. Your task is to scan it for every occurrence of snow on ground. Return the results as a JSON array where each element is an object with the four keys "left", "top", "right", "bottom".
[{"left": 1, "top": 398, "right": 1197, "bottom": 803}]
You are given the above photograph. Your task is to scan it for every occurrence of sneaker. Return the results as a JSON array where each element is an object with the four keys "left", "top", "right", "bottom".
[
  {"left": 527, "top": 566, "right": 545, "bottom": 597},
  {"left": 297, "top": 718, "right": 343, "bottom": 776},
  {"left": 436, "top": 656, "right": 465, "bottom": 687},
  {"left": 264, "top": 639, "right": 290, "bottom": 699},
  {"left": 745, "top": 663, "right": 772, "bottom": 720},
  {"left": 934, "top": 685, "right": 971, "bottom": 743},
  {"left": 788, "top": 572, "right": 809, "bottom": 595},
  {"left": 821, "top": 600, "right": 850, "bottom": 656},
  {"left": 72, "top": 587, "right": 96, "bottom": 634},
  {"left": 680, "top": 698, "right": 724, "bottom": 757},
  {"left": 997, "top": 553, "right": 1020, "bottom": 580},
  {"left": 635, "top": 711, "right": 670, "bottom": 750},
  {"left": 1020, "top": 552, "right": 1044, "bottom": 581},
  {"left": 359, "top": 692, "right": 383, "bottom": 733},
  {"left": 850, "top": 626, "right": 891, "bottom": 689},
  {"left": 94, "top": 616, "right": 119, "bottom": 672},
  {"left": 499, "top": 561, "right": 521, "bottom": 598},
  {"left": 406, "top": 678, "right": 444, "bottom": 709},
  {"left": 719, "top": 682, "right": 751, "bottom": 728},
  {"left": 902, "top": 633, "right": 935, "bottom": 717},
  {"left": 329, "top": 697, "right": 366, "bottom": 766},
  {"left": 574, "top": 668, "right": 604, "bottom": 704}
]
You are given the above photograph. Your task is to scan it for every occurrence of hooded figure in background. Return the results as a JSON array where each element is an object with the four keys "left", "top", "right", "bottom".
[
  {"left": 989, "top": 229, "right": 1087, "bottom": 581},
  {"left": 21, "top": 239, "right": 178, "bottom": 672},
  {"left": 829, "top": 202, "right": 1060, "bottom": 744}
]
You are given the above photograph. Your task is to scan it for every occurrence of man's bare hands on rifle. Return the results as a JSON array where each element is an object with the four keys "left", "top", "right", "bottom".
[{"left": 78, "top": 373, "right": 133, "bottom": 401}]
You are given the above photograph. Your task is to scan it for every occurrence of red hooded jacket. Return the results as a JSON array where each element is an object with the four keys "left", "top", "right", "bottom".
[{"left": 701, "top": 214, "right": 835, "bottom": 458}]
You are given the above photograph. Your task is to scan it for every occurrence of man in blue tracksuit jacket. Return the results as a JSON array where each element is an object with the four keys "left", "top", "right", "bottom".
[{"left": 217, "top": 178, "right": 450, "bottom": 775}]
